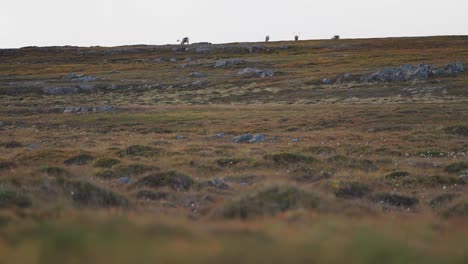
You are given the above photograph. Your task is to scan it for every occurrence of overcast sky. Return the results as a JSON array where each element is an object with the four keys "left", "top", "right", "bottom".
[{"left": 1, "top": 0, "right": 467, "bottom": 48}]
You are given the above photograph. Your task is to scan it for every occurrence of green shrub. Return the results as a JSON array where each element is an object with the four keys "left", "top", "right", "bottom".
[
  {"left": 118, "top": 145, "right": 163, "bottom": 158},
  {"left": 64, "top": 154, "right": 95, "bottom": 165},
  {"left": 216, "top": 158, "right": 250, "bottom": 167},
  {"left": 95, "top": 164, "right": 157, "bottom": 179},
  {"left": 265, "top": 152, "right": 317, "bottom": 165},
  {"left": 370, "top": 193, "right": 418, "bottom": 207},
  {"left": 445, "top": 161, "right": 468, "bottom": 173},
  {"left": 219, "top": 186, "right": 320, "bottom": 219},
  {"left": 41, "top": 166, "right": 72, "bottom": 177},
  {"left": 444, "top": 126, "right": 468, "bottom": 136},
  {"left": 134, "top": 171, "right": 194, "bottom": 191},
  {"left": 0, "top": 188, "right": 32, "bottom": 208},
  {"left": 384, "top": 171, "right": 410, "bottom": 180},
  {"left": 58, "top": 179, "right": 128, "bottom": 207},
  {"left": 430, "top": 193, "right": 459, "bottom": 208},
  {"left": 93, "top": 158, "right": 121, "bottom": 168},
  {"left": 335, "top": 182, "right": 372, "bottom": 198}
]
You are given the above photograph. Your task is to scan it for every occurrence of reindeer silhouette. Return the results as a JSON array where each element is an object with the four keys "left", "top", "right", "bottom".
[{"left": 179, "top": 37, "right": 190, "bottom": 45}]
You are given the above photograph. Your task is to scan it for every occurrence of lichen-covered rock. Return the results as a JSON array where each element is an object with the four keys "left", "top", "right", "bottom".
[
  {"left": 42, "top": 86, "right": 80, "bottom": 95},
  {"left": 238, "top": 68, "right": 275, "bottom": 78},
  {"left": 232, "top": 133, "right": 266, "bottom": 143},
  {"left": 214, "top": 58, "right": 245, "bottom": 68}
]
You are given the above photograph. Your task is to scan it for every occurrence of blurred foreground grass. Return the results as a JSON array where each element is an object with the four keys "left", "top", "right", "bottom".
[{"left": 0, "top": 212, "right": 467, "bottom": 264}]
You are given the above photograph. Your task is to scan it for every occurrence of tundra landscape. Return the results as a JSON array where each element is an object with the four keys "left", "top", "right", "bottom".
[{"left": 0, "top": 36, "right": 467, "bottom": 263}]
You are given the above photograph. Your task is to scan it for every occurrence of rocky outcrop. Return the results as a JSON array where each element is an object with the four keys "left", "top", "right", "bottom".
[
  {"left": 333, "top": 63, "right": 464, "bottom": 84},
  {"left": 238, "top": 68, "right": 275, "bottom": 78},
  {"left": 63, "top": 106, "right": 115, "bottom": 113},
  {"left": 214, "top": 59, "right": 245, "bottom": 68},
  {"left": 232, "top": 133, "right": 266, "bottom": 143},
  {"left": 42, "top": 87, "right": 81, "bottom": 95},
  {"left": 188, "top": 72, "right": 206, "bottom": 78},
  {"left": 62, "top": 73, "right": 100, "bottom": 82}
]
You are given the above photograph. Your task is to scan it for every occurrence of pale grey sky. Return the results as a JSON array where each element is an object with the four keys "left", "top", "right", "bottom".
[{"left": 1, "top": 0, "right": 467, "bottom": 48}]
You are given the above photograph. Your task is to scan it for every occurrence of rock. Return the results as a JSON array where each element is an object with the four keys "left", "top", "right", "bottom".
[
  {"left": 249, "top": 134, "right": 266, "bottom": 143},
  {"left": 232, "top": 133, "right": 266, "bottom": 143},
  {"left": 444, "top": 62, "right": 464, "bottom": 75},
  {"left": 107, "top": 84, "right": 118, "bottom": 90},
  {"left": 198, "top": 178, "right": 230, "bottom": 190},
  {"left": 128, "top": 84, "right": 161, "bottom": 91},
  {"left": 118, "top": 177, "right": 131, "bottom": 184},
  {"left": 335, "top": 73, "right": 356, "bottom": 84},
  {"left": 42, "top": 86, "right": 80, "bottom": 95},
  {"left": 248, "top": 45, "right": 266, "bottom": 53},
  {"left": 78, "top": 84, "right": 96, "bottom": 91},
  {"left": 28, "top": 143, "right": 39, "bottom": 150},
  {"left": 363, "top": 64, "right": 432, "bottom": 83},
  {"left": 191, "top": 44, "right": 213, "bottom": 53},
  {"left": 238, "top": 68, "right": 275, "bottom": 78},
  {"left": 73, "top": 75, "right": 99, "bottom": 83},
  {"left": 221, "top": 45, "right": 250, "bottom": 53},
  {"left": 336, "top": 63, "right": 464, "bottom": 84},
  {"left": 188, "top": 80, "right": 205, "bottom": 87},
  {"left": 170, "top": 58, "right": 178, "bottom": 62},
  {"left": 62, "top": 73, "right": 84, "bottom": 80},
  {"left": 153, "top": 58, "right": 164, "bottom": 63},
  {"left": 223, "top": 175, "right": 257, "bottom": 185},
  {"left": 63, "top": 106, "right": 114, "bottom": 113},
  {"left": 232, "top": 134, "right": 253, "bottom": 143},
  {"left": 215, "top": 133, "right": 225, "bottom": 138},
  {"left": 322, "top": 78, "right": 333, "bottom": 85},
  {"left": 291, "top": 138, "right": 301, "bottom": 143},
  {"left": 176, "top": 135, "right": 185, "bottom": 140},
  {"left": 214, "top": 58, "right": 245, "bottom": 68},
  {"left": 172, "top": 47, "right": 186, "bottom": 52},
  {"left": 189, "top": 72, "right": 206, "bottom": 78},
  {"left": 181, "top": 80, "right": 205, "bottom": 88},
  {"left": 401, "top": 86, "right": 447, "bottom": 95},
  {"left": 191, "top": 80, "right": 204, "bottom": 87}
]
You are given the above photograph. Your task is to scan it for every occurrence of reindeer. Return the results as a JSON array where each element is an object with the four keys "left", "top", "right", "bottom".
[
  {"left": 294, "top": 32, "right": 300, "bottom": 42},
  {"left": 265, "top": 35, "right": 270, "bottom": 42},
  {"left": 178, "top": 37, "right": 190, "bottom": 45},
  {"left": 332, "top": 35, "right": 340, "bottom": 40}
]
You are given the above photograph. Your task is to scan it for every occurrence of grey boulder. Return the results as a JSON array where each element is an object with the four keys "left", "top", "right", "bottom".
[
  {"left": 214, "top": 59, "right": 245, "bottom": 68},
  {"left": 42, "top": 87, "right": 80, "bottom": 95},
  {"left": 232, "top": 133, "right": 266, "bottom": 143},
  {"left": 238, "top": 68, "right": 275, "bottom": 78}
]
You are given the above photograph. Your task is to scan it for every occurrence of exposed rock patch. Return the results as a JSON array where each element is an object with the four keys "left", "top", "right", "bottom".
[
  {"left": 333, "top": 63, "right": 464, "bottom": 84},
  {"left": 232, "top": 133, "right": 266, "bottom": 143},
  {"left": 238, "top": 68, "right": 275, "bottom": 78},
  {"left": 63, "top": 106, "right": 114, "bottom": 113},
  {"left": 214, "top": 59, "right": 245, "bottom": 68}
]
